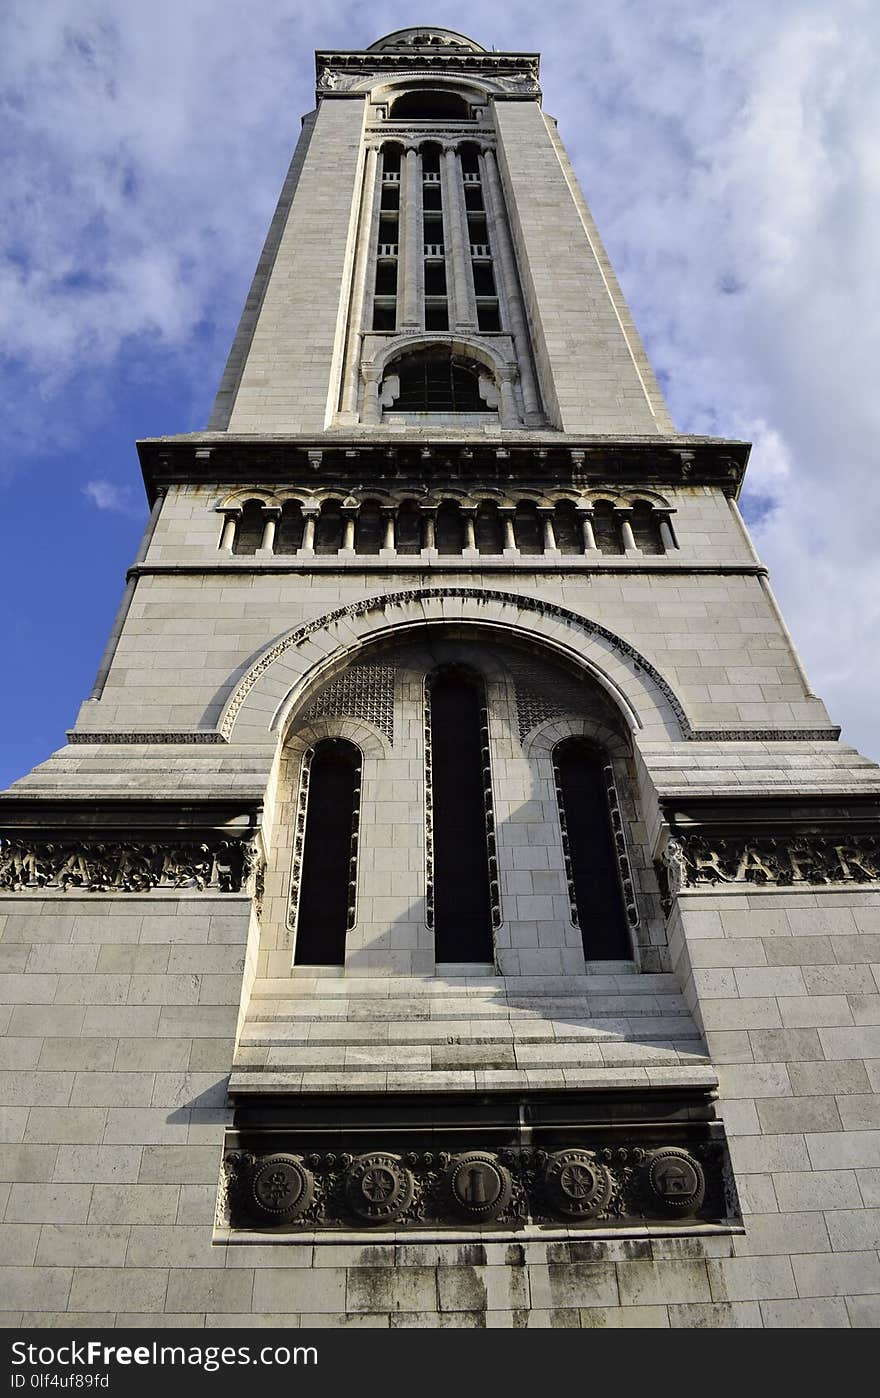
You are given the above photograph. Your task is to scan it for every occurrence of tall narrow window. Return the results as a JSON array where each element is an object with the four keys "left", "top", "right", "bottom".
[
  {"left": 428, "top": 669, "right": 494, "bottom": 962},
  {"left": 293, "top": 739, "right": 361, "bottom": 967},
  {"left": 554, "top": 739, "right": 631, "bottom": 960},
  {"left": 631, "top": 500, "right": 665, "bottom": 555},
  {"left": 276, "top": 501, "right": 304, "bottom": 555}
]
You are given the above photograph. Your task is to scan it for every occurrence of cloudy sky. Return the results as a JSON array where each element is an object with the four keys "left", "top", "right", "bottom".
[{"left": 2, "top": 0, "right": 878, "bottom": 788}]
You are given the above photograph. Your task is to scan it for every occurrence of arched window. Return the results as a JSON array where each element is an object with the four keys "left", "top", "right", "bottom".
[
  {"left": 553, "top": 738, "right": 631, "bottom": 960},
  {"left": 436, "top": 501, "right": 464, "bottom": 555},
  {"left": 428, "top": 669, "right": 494, "bottom": 962},
  {"left": 514, "top": 501, "right": 543, "bottom": 555},
  {"left": 396, "top": 500, "right": 423, "bottom": 554},
  {"left": 390, "top": 89, "right": 472, "bottom": 120},
  {"left": 293, "top": 739, "right": 361, "bottom": 967},
  {"left": 391, "top": 351, "right": 492, "bottom": 413},
  {"left": 356, "top": 500, "right": 383, "bottom": 555},
  {"left": 232, "top": 499, "right": 264, "bottom": 555},
  {"left": 592, "top": 501, "right": 624, "bottom": 555},
  {"left": 631, "top": 500, "right": 665, "bottom": 555},
  {"left": 554, "top": 501, "right": 583, "bottom": 555},
  {"left": 475, "top": 501, "right": 503, "bottom": 554},
  {"left": 276, "top": 501, "right": 304, "bottom": 555},
  {"left": 315, "top": 500, "right": 343, "bottom": 554}
]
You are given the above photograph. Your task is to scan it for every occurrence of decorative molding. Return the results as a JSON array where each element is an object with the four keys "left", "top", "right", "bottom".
[
  {"left": 0, "top": 835, "right": 260, "bottom": 895},
  {"left": 661, "top": 831, "right": 880, "bottom": 894},
  {"left": 220, "top": 1132, "right": 736, "bottom": 1234},
  {"left": 67, "top": 731, "right": 227, "bottom": 745},
  {"left": 688, "top": 727, "right": 839, "bottom": 743},
  {"left": 300, "top": 662, "right": 395, "bottom": 743}
]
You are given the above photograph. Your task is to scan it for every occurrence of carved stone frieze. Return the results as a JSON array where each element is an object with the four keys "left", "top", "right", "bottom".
[
  {"left": 661, "top": 830, "right": 880, "bottom": 893},
  {"left": 0, "top": 835, "right": 260, "bottom": 895},
  {"left": 220, "top": 1133, "right": 736, "bottom": 1234}
]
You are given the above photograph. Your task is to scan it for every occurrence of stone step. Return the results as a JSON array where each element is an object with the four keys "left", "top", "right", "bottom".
[
  {"left": 250, "top": 969, "right": 669, "bottom": 1000},
  {"left": 227, "top": 1063, "right": 718, "bottom": 1096},
  {"left": 238, "top": 1015, "right": 703, "bottom": 1048},
  {"left": 232, "top": 1038, "right": 708, "bottom": 1074},
  {"left": 240, "top": 993, "right": 693, "bottom": 1022}
]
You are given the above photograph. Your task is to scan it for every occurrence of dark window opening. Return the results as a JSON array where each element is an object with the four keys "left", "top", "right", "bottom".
[
  {"left": 514, "top": 503, "right": 543, "bottom": 554},
  {"left": 381, "top": 145, "right": 402, "bottom": 175},
  {"left": 396, "top": 502, "right": 423, "bottom": 554},
  {"left": 355, "top": 501, "right": 382, "bottom": 555},
  {"left": 391, "top": 353, "right": 492, "bottom": 412},
  {"left": 476, "top": 300, "right": 501, "bottom": 331},
  {"left": 422, "top": 183, "right": 442, "bottom": 211},
  {"left": 378, "top": 215, "right": 398, "bottom": 244},
  {"left": 294, "top": 739, "right": 361, "bottom": 967},
  {"left": 420, "top": 144, "right": 442, "bottom": 174},
  {"left": 555, "top": 740, "right": 631, "bottom": 960},
  {"left": 459, "top": 146, "right": 481, "bottom": 176},
  {"left": 232, "top": 500, "right": 264, "bottom": 555},
  {"left": 424, "top": 261, "right": 447, "bottom": 295},
  {"left": 436, "top": 501, "right": 464, "bottom": 554},
  {"left": 374, "top": 261, "right": 398, "bottom": 296},
  {"left": 315, "top": 502, "right": 343, "bottom": 554},
  {"left": 592, "top": 502, "right": 624, "bottom": 555},
  {"left": 390, "top": 90, "right": 471, "bottom": 121},
  {"left": 464, "top": 184, "right": 484, "bottom": 212},
  {"left": 467, "top": 214, "right": 488, "bottom": 245},
  {"left": 554, "top": 501, "right": 582, "bottom": 555},
  {"left": 430, "top": 671, "right": 493, "bottom": 962},
  {"left": 475, "top": 503, "right": 503, "bottom": 554},
  {"left": 631, "top": 501, "right": 665, "bottom": 555},
  {"left": 380, "top": 183, "right": 399, "bottom": 210},
  {"left": 424, "top": 300, "right": 449, "bottom": 330},
  {"left": 471, "top": 262, "right": 496, "bottom": 296},
  {"left": 372, "top": 300, "right": 397, "bottom": 331},
  {"left": 276, "top": 501, "right": 304, "bottom": 555}
]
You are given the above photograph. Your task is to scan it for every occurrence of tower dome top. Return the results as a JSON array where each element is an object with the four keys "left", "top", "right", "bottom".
[{"left": 367, "top": 27, "right": 485, "bottom": 54}]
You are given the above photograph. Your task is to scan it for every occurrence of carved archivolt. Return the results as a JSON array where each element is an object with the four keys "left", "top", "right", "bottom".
[{"left": 219, "top": 586, "right": 686, "bottom": 742}]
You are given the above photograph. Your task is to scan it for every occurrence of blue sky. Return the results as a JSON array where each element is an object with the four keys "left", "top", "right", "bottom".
[{"left": 2, "top": 0, "right": 879, "bottom": 788}]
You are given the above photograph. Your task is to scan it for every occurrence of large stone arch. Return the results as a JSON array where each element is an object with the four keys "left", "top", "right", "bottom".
[{"left": 217, "top": 587, "right": 690, "bottom": 745}]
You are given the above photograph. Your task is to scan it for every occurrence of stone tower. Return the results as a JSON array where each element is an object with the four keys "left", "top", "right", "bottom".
[{"left": 3, "top": 27, "right": 880, "bottom": 1329}]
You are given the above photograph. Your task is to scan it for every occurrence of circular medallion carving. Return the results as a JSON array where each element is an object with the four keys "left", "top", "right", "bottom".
[
  {"left": 446, "top": 1152, "right": 512, "bottom": 1221},
  {"left": 543, "top": 1149, "right": 613, "bottom": 1220},
  {"left": 345, "top": 1152, "right": 414, "bottom": 1224},
  {"left": 644, "top": 1148, "right": 705, "bottom": 1214},
  {"left": 249, "top": 1153, "right": 314, "bottom": 1223}
]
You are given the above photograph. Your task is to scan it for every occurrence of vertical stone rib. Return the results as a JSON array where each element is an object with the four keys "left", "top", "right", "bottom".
[
  {"left": 443, "top": 147, "right": 476, "bottom": 328},
  {"left": 401, "top": 146, "right": 422, "bottom": 327},
  {"left": 341, "top": 145, "right": 379, "bottom": 414},
  {"left": 481, "top": 147, "right": 542, "bottom": 422}
]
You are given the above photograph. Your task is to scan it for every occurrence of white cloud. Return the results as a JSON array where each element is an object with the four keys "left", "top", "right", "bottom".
[
  {"left": 2, "top": 0, "right": 879, "bottom": 757},
  {"left": 82, "top": 477, "right": 138, "bottom": 514}
]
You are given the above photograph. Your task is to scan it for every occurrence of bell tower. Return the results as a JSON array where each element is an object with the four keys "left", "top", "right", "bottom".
[{"left": 3, "top": 26, "right": 880, "bottom": 1329}]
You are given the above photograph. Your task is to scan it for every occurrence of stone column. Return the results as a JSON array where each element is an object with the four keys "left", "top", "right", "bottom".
[
  {"left": 578, "top": 507, "right": 598, "bottom": 553},
  {"left": 618, "top": 508, "right": 639, "bottom": 554},
  {"left": 497, "top": 365, "right": 521, "bottom": 428},
  {"left": 420, "top": 506, "right": 437, "bottom": 554},
  {"left": 362, "top": 369, "right": 382, "bottom": 425},
  {"left": 217, "top": 507, "right": 241, "bottom": 552},
  {"left": 301, "top": 506, "right": 319, "bottom": 556},
  {"left": 480, "top": 148, "right": 542, "bottom": 423},
  {"left": 400, "top": 146, "right": 422, "bottom": 328},
  {"left": 499, "top": 507, "right": 517, "bottom": 557},
  {"left": 340, "top": 507, "right": 357, "bottom": 556},
  {"left": 462, "top": 507, "right": 477, "bottom": 557},
  {"left": 658, "top": 512, "right": 677, "bottom": 551},
  {"left": 258, "top": 505, "right": 281, "bottom": 556},
  {"left": 539, "top": 507, "right": 558, "bottom": 555},
  {"left": 380, "top": 506, "right": 396, "bottom": 557},
  {"left": 442, "top": 146, "right": 476, "bottom": 329}
]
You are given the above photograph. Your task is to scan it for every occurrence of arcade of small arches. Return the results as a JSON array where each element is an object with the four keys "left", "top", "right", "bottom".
[{"left": 218, "top": 492, "right": 678, "bottom": 558}]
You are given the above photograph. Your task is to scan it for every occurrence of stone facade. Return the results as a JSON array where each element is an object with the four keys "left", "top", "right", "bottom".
[{"left": 2, "top": 25, "right": 880, "bottom": 1328}]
